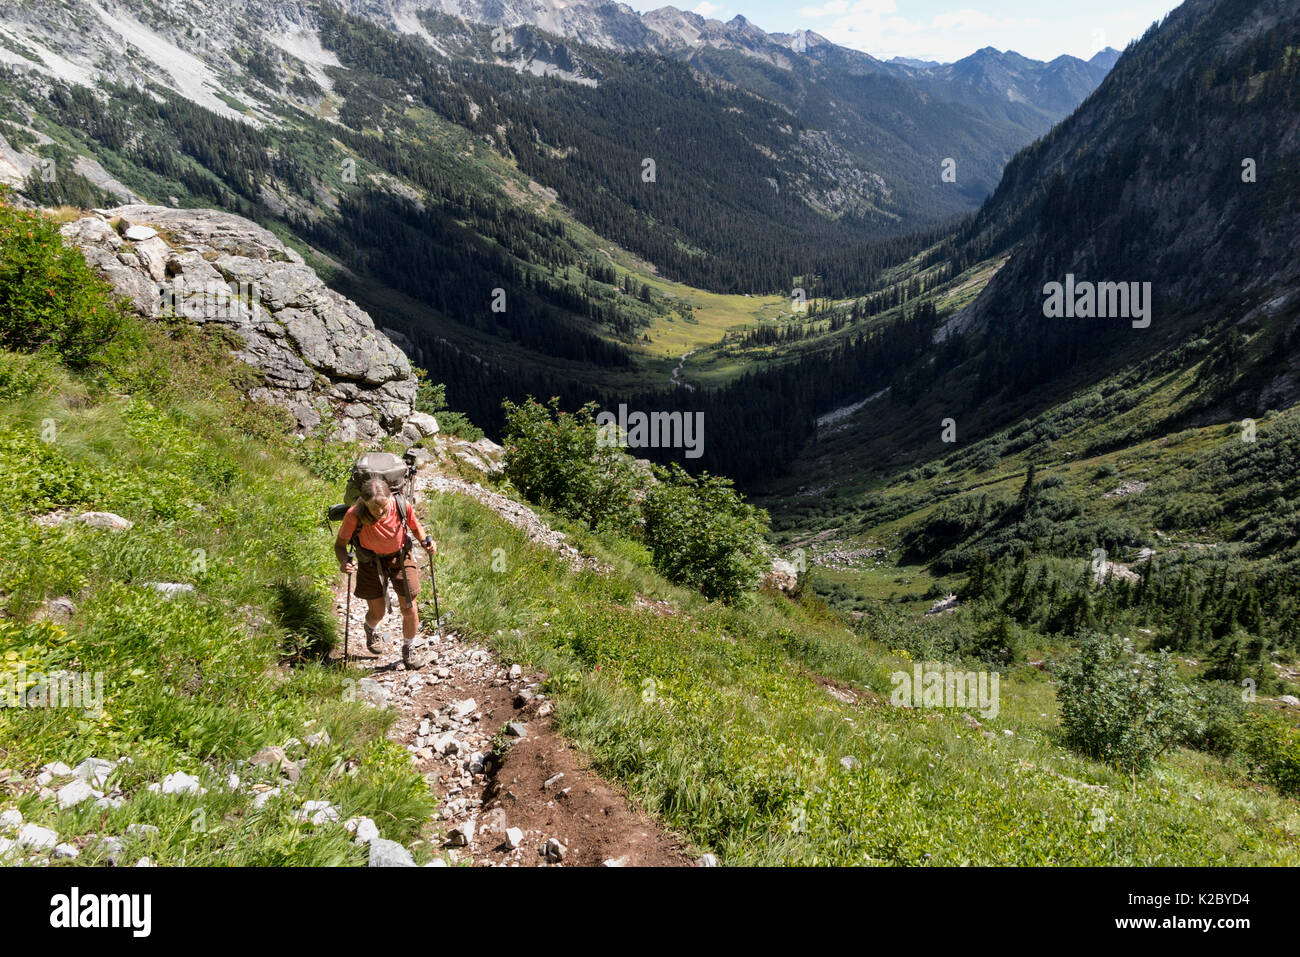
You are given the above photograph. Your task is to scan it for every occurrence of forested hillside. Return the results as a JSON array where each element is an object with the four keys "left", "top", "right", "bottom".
[{"left": 0, "top": 0, "right": 1118, "bottom": 473}]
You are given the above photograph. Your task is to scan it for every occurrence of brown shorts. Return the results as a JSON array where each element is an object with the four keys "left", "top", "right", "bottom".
[{"left": 354, "top": 552, "right": 421, "bottom": 606}]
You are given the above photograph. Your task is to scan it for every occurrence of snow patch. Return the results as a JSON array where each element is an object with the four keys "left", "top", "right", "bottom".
[
  {"left": 816, "top": 388, "right": 889, "bottom": 429},
  {"left": 86, "top": 1, "right": 243, "bottom": 119},
  {"left": 267, "top": 27, "right": 342, "bottom": 95}
]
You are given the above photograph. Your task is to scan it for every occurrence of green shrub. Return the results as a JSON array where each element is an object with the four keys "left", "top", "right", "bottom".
[
  {"left": 1057, "top": 631, "right": 1193, "bottom": 772},
  {"left": 436, "top": 410, "right": 481, "bottom": 440},
  {"left": 1240, "top": 710, "right": 1300, "bottom": 797},
  {"left": 501, "top": 396, "right": 642, "bottom": 533},
  {"left": 1181, "top": 681, "right": 1248, "bottom": 755},
  {"left": 969, "top": 445, "right": 1001, "bottom": 471},
  {"left": 958, "top": 615, "right": 1024, "bottom": 666},
  {"left": 642, "top": 463, "right": 769, "bottom": 604},
  {"left": 0, "top": 196, "right": 129, "bottom": 368},
  {"left": 0, "top": 427, "right": 111, "bottom": 513},
  {"left": 0, "top": 349, "right": 59, "bottom": 401}
]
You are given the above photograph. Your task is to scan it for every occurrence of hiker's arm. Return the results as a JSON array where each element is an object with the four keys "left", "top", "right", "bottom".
[
  {"left": 406, "top": 509, "right": 435, "bottom": 553},
  {"left": 334, "top": 537, "right": 353, "bottom": 571},
  {"left": 335, "top": 512, "right": 356, "bottom": 571}
]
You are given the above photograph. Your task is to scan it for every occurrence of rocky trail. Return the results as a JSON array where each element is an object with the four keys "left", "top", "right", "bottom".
[{"left": 329, "top": 461, "right": 694, "bottom": 867}]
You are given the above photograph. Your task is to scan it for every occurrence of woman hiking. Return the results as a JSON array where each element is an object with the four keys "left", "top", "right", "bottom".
[{"left": 334, "top": 477, "right": 436, "bottom": 669}]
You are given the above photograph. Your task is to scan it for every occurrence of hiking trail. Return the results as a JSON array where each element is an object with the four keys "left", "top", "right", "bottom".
[{"left": 329, "top": 451, "right": 692, "bottom": 867}]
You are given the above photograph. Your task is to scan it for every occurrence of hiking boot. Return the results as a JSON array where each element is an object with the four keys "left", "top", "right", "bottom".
[
  {"left": 402, "top": 641, "right": 430, "bottom": 670},
  {"left": 364, "top": 624, "right": 385, "bottom": 655}
]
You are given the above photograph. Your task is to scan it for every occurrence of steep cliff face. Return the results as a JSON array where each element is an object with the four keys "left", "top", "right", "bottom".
[
  {"left": 952, "top": 0, "right": 1300, "bottom": 341},
  {"left": 60, "top": 205, "right": 421, "bottom": 441}
]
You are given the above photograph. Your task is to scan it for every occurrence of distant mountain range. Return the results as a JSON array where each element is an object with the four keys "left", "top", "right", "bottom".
[
  {"left": 769, "top": 0, "right": 1300, "bottom": 488},
  {"left": 0, "top": 0, "right": 1117, "bottom": 233},
  {"left": 0, "top": 0, "right": 1136, "bottom": 459},
  {"left": 341, "top": 1, "right": 1122, "bottom": 129},
  {"left": 0, "top": 0, "right": 1118, "bottom": 299}
]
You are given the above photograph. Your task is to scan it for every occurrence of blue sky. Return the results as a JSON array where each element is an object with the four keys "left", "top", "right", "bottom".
[{"left": 619, "top": 0, "right": 1184, "bottom": 63}]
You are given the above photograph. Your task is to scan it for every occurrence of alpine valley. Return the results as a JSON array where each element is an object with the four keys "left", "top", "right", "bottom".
[{"left": 0, "top": 0, "right": 1298, "bottom": 871}]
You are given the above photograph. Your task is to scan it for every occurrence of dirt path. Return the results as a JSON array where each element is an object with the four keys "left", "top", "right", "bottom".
[{"left": 329, "top": 465, "right": 692, "bottom": 867}]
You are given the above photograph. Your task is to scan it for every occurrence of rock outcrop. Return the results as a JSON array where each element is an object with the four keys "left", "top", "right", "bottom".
[
  {"left": 762, "top": 557, "right": 801, "bottom": 597},
  {"left": 61, "top": 205, "right": 418, "bottom": 441}
]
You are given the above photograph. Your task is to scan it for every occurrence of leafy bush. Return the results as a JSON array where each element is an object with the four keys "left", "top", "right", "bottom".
[
  {"left": 0, "top": 196, "right": 129, "bottom": 368},
  {"left": 642, "top": 463, "right": 769, "bottom": 604},
  {"left": 1057, "top": 632, "right": 1193, "bottom": 772},
  {"left": 969, "top": 445, "right": 1002, "bottom": 471},
  {"left": 1181, "top": 681, "right": 1248, "bottom": 755},
  {"left": 0, "top": 427, "right": 111, "bottom": 513},
  {"left": 1240, "top": 710, "right": 1300, "bottom": 797},
  {"left": 0, "top": 349, "right": 59, "bottom": 401},
  {"left": 957, "top": 615, "right": 1024, "bottom": 666},
  {"left": 501, "top": 396, "right": 642, "bottom": 533}
]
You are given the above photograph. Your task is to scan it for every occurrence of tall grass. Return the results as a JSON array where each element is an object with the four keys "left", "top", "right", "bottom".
[{"left": 418, "top": 489, "right": 1300, "bottom": 865}]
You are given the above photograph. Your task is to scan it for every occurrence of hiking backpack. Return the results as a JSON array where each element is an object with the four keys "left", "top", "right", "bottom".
[
  {"left": 344, "top": 452, "right": 413, "bottom": 508},
  {"left": 327, "top": 451, "right": 419, "bottom": 559}
]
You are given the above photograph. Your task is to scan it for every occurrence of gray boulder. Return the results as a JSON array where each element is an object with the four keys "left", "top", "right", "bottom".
[
  {"left": 17, "top": 823, "right": 58, "bottom": 850},
  {"left": 56, "top": 779, "right": 97, "bottom": 808},
  {"left": 61, "top": 205, "right": 419, "bottom": 441},
  {"left": 368, "top": 838, "right": 416, "bottom": 867},
  {"left": 402, "top": 412, "right": 440, "bottom": 443},
  {"left": 76, "top": 512, "right": 133, "bottom": 531}
]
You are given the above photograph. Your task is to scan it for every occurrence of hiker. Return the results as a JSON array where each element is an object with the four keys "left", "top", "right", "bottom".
[{"left": 335, "top": 477, "right": 435, "bottom": 668}]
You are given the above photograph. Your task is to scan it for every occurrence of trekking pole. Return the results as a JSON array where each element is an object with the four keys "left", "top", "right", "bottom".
[
  {"left": 428, "top": 547, "right": 441, "bottom": 638},
  {"left": 343, "top": 559, "right": 354, "bottom": 664}
]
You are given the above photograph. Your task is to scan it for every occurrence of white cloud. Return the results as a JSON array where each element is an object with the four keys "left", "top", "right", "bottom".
[
  {"left": 694, "top": 1, "right": 723, "bottom": 15},
  {"left": 815, "top": 3, "right": 1045, "bottom": 62},
  {"left": 930, "top": 9, "right": 1022, "bottom": 32},
  {"left": 813, "top": 1, "right": 1175, "bottom": 63},
  {"left": 798, "top": 0, "right": 850, "bottom": 17}
]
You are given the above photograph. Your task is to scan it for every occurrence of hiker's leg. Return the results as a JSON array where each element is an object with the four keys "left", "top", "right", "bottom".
[
  {"left": 395, "top": 557, "right": 422, "bottom": 642},
  {"left": 364, "top": 597, "right": 386, "bottom": 629},
  {"left": 399, "top": 595, "right": 419, "bottom": 641}
]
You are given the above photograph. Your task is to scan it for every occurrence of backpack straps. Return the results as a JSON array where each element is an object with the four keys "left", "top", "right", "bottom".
[{"left": 395, "top": 493, "right": 414, "bottom": 555}]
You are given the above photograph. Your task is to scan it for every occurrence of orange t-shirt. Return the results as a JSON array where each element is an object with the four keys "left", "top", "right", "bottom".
[{"left": 338, "top": 498, "right": 425, "bottom": 556}]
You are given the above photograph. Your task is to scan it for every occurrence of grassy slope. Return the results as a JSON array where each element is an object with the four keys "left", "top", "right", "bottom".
[
  {"left": 8, "top": 320, "right": 1296, "bottom": 865},
  {"left": 768, "top": 326, "right": 1300, "bottom": 620},
  {"left": 423, "top": 482, "right": 1300, "bottom": 865},
  {"left": 0, "top": 265, "right": 438, "bottom": 863}
]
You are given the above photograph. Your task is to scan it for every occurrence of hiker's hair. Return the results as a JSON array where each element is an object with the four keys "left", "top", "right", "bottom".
[{"left": 357, "top": 478, "right": 392, "bottom": 526}]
